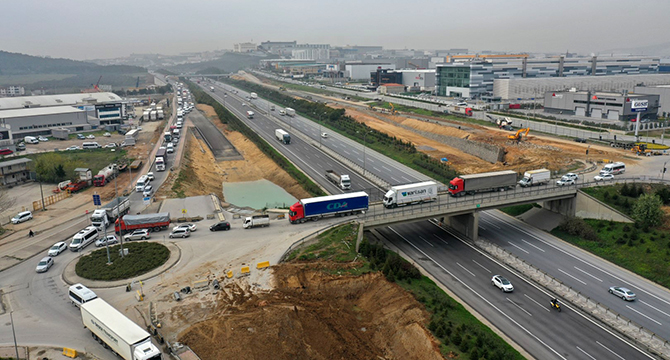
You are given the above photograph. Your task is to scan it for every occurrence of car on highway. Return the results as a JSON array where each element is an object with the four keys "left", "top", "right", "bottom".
[
  {"left": 146, "top": 172, "right": 155, "bottom": 181},
  {"left": 210, "top": 221, "right": 231, "bottom": 231},
  {"left": 169, "top": 227, "right": 190, "bottom": 238},
  {"left": 143, "top": 185, "right": 154, "bottom": 197},
  {"left": 609, "top": 286, "right": 636, "bottom": 301},
  {"left": 36, "top": 256, "right": 54, "bottom": 273},
  {"left": 174, "top": 223, "right": 196, "bottom": 232},
  {"left": 66, "top": 145, "right": 80, "bottom": 151},
  {"left": 321, "top": 132, "right": 328, "bottom": 138},
  {"left": 172, "top": 138, "right": 179, "bottom": 144},
  {"left": 491, "top": 275, "right": 514, "bottom": 292},
  {"left": 594, "top": 173, "right": 614, "bottom": 182},
  {"left": 38, "top": 136, "right": 49, "bottom": 142},
  {"left": 95, "top": 235, "right": 118, "bottom": 247},
  {"left": 48, "top": 242, "right": 67, "bottom": 256},
  {"left": 562, "top": 173, "right": 578, "bottom": 181},
  {"left": 166, "top": 143, "right": 175, "bottom": 154},
  {"left": 124, "top": 229, "right": 151, "bottom": 241},
  {"left": 556, "top": 178, "right": 575, "bottom": 186},
  {"left": 11, "top": 211, "right": 33, "bottom": 224}
]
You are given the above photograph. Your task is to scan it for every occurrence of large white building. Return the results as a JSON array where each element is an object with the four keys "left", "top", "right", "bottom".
[
  {"left": 346, "top": 63, "right": 396, "bottom": 80},
  {"left": 233, "top": 42, "right": 257, "bottom": 53},
  {"left": 0, "top": 86, "right": 25, "bottom": 97}
]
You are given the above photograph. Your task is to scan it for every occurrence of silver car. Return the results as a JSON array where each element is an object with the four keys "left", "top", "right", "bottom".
[
  {"left": 609, "top": 286, "right": 636, "bottom": 301},
  {"left": 124, "top": 229, "right": 151, "bottom": 241},
  {"left": 492, "top": 275, "right": 514, "bottom": 292},
  {"left": 36, "top": 257, "right": 54, "bottom": 273}
]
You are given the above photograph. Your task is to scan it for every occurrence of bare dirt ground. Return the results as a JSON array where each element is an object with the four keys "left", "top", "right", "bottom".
[
  {"left": 176, "top": 263, "right": 443, "bottom": 360},
  {"left": 158, "top": 104, "right": 310, "bottom": 201},
  {"left": 339, "top": 105, "right": 632, "bottom": 174}
]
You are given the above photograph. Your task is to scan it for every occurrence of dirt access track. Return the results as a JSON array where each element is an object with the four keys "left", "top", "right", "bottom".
[{"left": 178, "top": 263, "right": 443, "bottom": 360}]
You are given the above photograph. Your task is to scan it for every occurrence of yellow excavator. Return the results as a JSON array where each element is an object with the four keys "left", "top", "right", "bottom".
[
  {"left": 389, "top": 103, "right": 398, "bottom": 115},
  {"left": 508, "top": 128, "right": 530, "bottom": 142}
]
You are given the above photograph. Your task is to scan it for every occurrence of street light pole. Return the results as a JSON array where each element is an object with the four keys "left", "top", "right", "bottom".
[
  {"left": 10, "top": 311, "right": 19, "bottom": 360},
  {"left": 663, "top": 161, "right": 667, "bottom": 181}
]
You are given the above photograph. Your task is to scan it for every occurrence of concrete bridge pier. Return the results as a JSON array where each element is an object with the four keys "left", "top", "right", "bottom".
[
  {"left": 542, "top": 197, "right": 576, "bottom": 217},
  {"left": 445, "top": 212, "right": 480, "bottom": 241}
]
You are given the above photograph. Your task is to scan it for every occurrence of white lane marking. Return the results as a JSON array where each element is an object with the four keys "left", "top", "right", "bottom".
[
  {"left": 373, "top": 167, "right": 381, "bottom": 172},
  {"left": 400, "top": 176, "right": 412, "bottom": 182},
  {"left": 357, "top": 158, "right": 363, "bottom": 162},
  {"left": 386, "top": 226, "right": 568, "bottom": 360},
  {"left": 640, "top": 300, "right": 670, "bottom": 318},
  {"left": 575, "top": 346, "right": 597, "bottom": 360},
  {"left": 625, "top": 305, "right": 662, "bottom": 326},
  {"left": 506, "top": 298, "right": 533, "bottom": 317},
  {"left": 521, "top": 239, "right": 545, "bottom": 252},
  {"left": 596, "top": 341, "right": 626, "bottom": 360},
  {"left": 557, "top": 268, "right": 587, "bottom": 285},
  {"left": 574, "top": 266, "right": 603, "bottom": 282},
  {"left": 472, "top": 260, "right": 491, "bottom": 273},
  {"left": 391, "top": 177, "right": 400, "bottom": 183},
  {"left": 456, "top": 262, "right": 476, "bottom": 277},
  {"left": 524, "top": 294, "right": 550, "bottom": 312},
  {"left": 432, "top": 234, "right": 449, "bottom": 246},
  {"left": 344, "top": 150, "right": 351, "bottom": 155},
  {"left": 479, "top": 217, "right": 501, "bottom": 229},
  {"left": 382, "top": 166, "right": 391, "bottom": 171},
  {"left": 507, "top": 241, "right": 529, "bottom": 254},
  {"left": 419, "top": 236, "right": 433, "bottom": 247},
  {"left": 484, "top": 211, "right": 670, "bottom": 308},
  {"left": 480, "top": 226, "right": 487, "bottom": 231}
]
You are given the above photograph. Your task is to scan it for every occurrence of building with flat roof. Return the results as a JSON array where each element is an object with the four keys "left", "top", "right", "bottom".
[
  {"left": 0, "top": 106, "right": 93, "bottom": 136},
  {"left": 0, "top": 86, "right": 25, "bottom": 97},
  {"left": 0, "top": 158, "right": 31, "bottom": 186},
  {"left": 370, "top": 69, "right": 435, "bottom": 91},
  {"left": 494, "top": 74, "right": 670, "bottom": 100},
  {"left": 436, "top": 55, "right": 661, "bottom": 99},
  {"left": 233, "top": 42, "right": 257, "bottom": 53},
  {"left": 346, "top": 63, "right": 396, "bottom": 80},
  {"left": 379, "top": 84, "right": 405, "bottom": 94},
  {"left": 634, "top": 85, "right": 670, "bottom": 117},
  {"left": 0, "top": 92, "right": 122, "bottom": 110},
  {"left": 543, "top": 90, "right": 659, "bottom": 121}
]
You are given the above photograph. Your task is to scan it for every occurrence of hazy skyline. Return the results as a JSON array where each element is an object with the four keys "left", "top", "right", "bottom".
[{"left": 2, "top": 0, "right": 669, "bottom": 60}]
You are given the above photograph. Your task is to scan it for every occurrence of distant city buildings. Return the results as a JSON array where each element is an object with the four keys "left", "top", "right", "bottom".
[
  {"left": 233, "top": 42, "right": 258, "bottom": 53},
  {"left": 0, "top": 86, "right": 25, "bottom": 97}
]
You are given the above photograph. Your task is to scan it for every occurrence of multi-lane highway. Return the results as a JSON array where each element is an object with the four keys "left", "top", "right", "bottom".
[{"left": 198, "top": 79, "right": 666, "bottom": 359}]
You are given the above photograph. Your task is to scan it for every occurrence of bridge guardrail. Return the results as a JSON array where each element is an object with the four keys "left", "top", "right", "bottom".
[
  {"left": 475, "top": 237, "right": 670, "bottom": 359},
  {"left": 363, "top": 177, "right": 670, "bottom": 225}
]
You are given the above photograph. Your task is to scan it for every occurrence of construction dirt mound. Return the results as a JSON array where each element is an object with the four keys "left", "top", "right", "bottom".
[{"left": 178, "top": 263, "right": 443, "bottom": 360}]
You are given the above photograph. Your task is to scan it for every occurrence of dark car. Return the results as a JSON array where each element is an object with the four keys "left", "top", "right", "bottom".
[
  {"left": 210, "top": 221, "right": 231, "bottom": 231},
  {"left": 574, "top": 138, "right": 587, "bottom": 143}
]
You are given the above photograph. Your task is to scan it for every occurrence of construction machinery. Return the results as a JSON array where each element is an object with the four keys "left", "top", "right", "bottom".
[
  {"left": 631, "top": 143, "right": 665, "bottom": 156},
  {"left": 508, "top": 128, "right": 530, "bottom": 142},
  {"left": 389, "top": 103, "right": 398, "bottom": 115}
]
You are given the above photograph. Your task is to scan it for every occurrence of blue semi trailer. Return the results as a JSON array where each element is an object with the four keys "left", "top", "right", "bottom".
[{"left": 288, "top": 192, "right": 369, "bottom": 223}]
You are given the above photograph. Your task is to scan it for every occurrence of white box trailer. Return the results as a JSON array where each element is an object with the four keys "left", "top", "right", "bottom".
[
  {"left": 285, "top": 107, "right": 296, "bottom": 117},
  {"left": 383, "top": 181, "right": 438, "bottom": 208},
  {"left": 518, "top": 169, "right": 550, "bottom": 187},
  {"left": 81, "top": 298, "right": 162, "bottom": 360},
  {"left": 275, "top": 129, "right": 291, "bottom": 144}
]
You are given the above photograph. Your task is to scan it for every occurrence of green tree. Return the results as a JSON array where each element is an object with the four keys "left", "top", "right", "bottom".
[{"left": 632, "top": 193, "right": 664, "bottom": 229}]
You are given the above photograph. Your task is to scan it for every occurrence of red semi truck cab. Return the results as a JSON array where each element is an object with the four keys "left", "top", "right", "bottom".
[
  {"left": 448, "top": 177, "right": 465, "bottom": 196},
  {"left": 288, "top": 202, "right": 304, "bottom": 223},
  {"left": 92, "top": 175, "right": 106, "bottom": 187},
  {"left": 464, "top": 107, "right": 473, "bottom": 116}
]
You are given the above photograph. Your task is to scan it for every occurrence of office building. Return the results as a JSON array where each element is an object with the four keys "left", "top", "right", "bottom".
[
  {"left": 0, "top": 158, "right": 32, "bottom": 186},
  {"left": 634, "top": 85, "right": 670, "bottom": 117},
  {"left": 543, "top": 90, "right": 659, "bottom": 121}
]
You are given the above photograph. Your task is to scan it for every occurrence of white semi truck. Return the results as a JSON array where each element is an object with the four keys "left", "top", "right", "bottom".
[
  {"left": 81, "top": 298, "right": 162, "bottom": 360},
  {"left": 325, "top": 170, "right": 351, "bottom": 190},
  {"left": 285, "top": 107, "right": 296, "bottom": 117},
  {"left": 275, "top": 129, "right": 291, "bottom": 144},
  {"left": 90, "top": 196, "right": 130, "bottom": 229},
  {"left": 246, "top": 111, "right": 254, "bottom": 119},
  {"left": 383, "top": 181, "right": 438, "bottom": 208}
]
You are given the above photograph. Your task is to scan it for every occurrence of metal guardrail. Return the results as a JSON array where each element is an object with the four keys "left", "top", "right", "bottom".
[
  {"left": 476, "top": 237, "right": 670, "bottom": 359},
  {"left": 363, "top": 177, "right": 670, "bottom": 225}
]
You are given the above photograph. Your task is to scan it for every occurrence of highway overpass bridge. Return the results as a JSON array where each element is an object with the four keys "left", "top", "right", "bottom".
[{"left": 361, "top": 178, "right": 658, "bottom": 242}]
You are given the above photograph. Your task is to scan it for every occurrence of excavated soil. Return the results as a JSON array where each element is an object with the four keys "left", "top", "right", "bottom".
[
  {"left": 157, "top": 105, "right": 311, "bottom": 200},
  {"left": 339, "top": 106, "right": 631, "bottom": 174},
  {"left": 177, "top": 263, "right": 443, "bottom": 360}
]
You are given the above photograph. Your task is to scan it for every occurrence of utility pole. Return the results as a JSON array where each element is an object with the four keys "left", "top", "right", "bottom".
[
  {"left": 663, "top": 161, "right": 667, "bottom": 181},
  {"left": 10, "top": 311, "right": 19, "bottom": 360}
]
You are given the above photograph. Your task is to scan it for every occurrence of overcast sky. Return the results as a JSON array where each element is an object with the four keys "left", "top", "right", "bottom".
[{"left": 1, "top": 0, "right": 668, "bottom": 60}]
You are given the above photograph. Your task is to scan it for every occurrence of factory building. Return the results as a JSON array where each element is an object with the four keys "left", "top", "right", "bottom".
[
  {"left": 436, "top": 55, "right": 661, "bottom": 99},
  {"left": 370, "top": 69, "right": 436, "bottom": 91},
  {"left": 543, "top": 90, "right": 659, "bottom": 121},
  {"left": 345, "top": 63, "right": 396, "bottom": 80},
  {"left": 634, "top": 85, "right": 670, "bottom": 117},
  {"left": 0, "top": 106, "right": 93, "bottom": 137}
]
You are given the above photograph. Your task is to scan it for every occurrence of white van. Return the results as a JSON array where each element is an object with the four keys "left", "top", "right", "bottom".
[
  {"left": 135, "top": 175, "right": 149, "bottom": 192},
  {"left": 24, "top": 136, "right": 39, "bottom": 144},
  {"left": 11, "top": 211, "right": 33, "bottom": 224},
  {"left": 172, "top": 128, "right": 180, "bottom": 138},
  {"left": 69, "top": 226, "right": 99, "bottom": 251},
  {"left": 68, "top": 283, "right": 97, "bottom": 307},
  {"left": 82, "top": 142, "right": 101, "bottom": 149},
  {"left": 600, "top": 162, "right": 626, "bottom": 175}
]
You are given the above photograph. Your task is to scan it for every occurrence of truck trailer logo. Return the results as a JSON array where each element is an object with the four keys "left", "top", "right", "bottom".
[
  {"left": 326, "top": 201, "right": 348, "bottom": 210},
  {"left": 401, "top": 189, "right": 427, "bottom": 197},
  {"left": 90, "top": 319, "right": 120, "bottom": 345}
]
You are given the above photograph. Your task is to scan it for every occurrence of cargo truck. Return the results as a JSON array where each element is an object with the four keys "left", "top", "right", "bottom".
[
  {"left": 325, "top": 170, "right": 351, "bottom": 190},
  {"left": 210, "top": 86, "right": 215, "bottom": 91},
  {"left": 115, "top": 212, "right": 170, "bottom": 233},
  {"left": 66, "top": 168, "right": 92, "bottom": 193},
  {"left": 448, "top": 170, "right": 517, "bottom": 197},
  {"left": 155, "top": 147, "right": 167, "bottom": 172},
  {"left": 80, "top": 298, "right": 162, "bottom": 360},
  {"left": 246, "top": 111, "right": 254, "bottom": 119},
  {"left": 289, "top": 192, "right": 369, "bottom": 224},
  {"left": 275, "top": 129, "right": 291, "bottom": 144},
  {"left": 130, "top": 160, "right": 143, "bottom": 171},
  {"left": 91, "top": 197, "right": 130, "bottom": 229},
  {"left": 164, "top": 132, "right": 172, "bottom": 143},
  {"left": 285, "top": 107, "right": 296, "bottom": 117},
  {"left": 383, "top": 181, "right": 437, "bottom": 208},
  {"left": 444, "top": 105, "right": 473, "bottom": 116},
  {"left": 242, "top": 214, "right": 269, "bottom": 229},
  {"left": 93, "top": 164, "right": 119, "bottom": 187},
  {"left": 518, "top": 169, "right": 551, "bottom": 187}
]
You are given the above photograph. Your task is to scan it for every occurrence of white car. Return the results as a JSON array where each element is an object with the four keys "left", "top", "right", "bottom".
[
  {"left": 38, "top": 136, "right": 49, "bottom": 142},
  {"left": 104, "top": 143, "right": 117, "bottom": 148},
  {"left": 491, "top": 275, "right": 514, "bottom": 292},
  {"left": 146, "top": 172, "right": 155, "bottom": 181},
  {"left": 86, "top": 134, "right": 95, "bottom": 139},
  {"left": 143, "top": 185, "right": 154, "bottom": 197},
  {"left": 173, "top": 223, "right": 197, "bottom": 232},
  {"left": 169, "top": 228, "right": 190, "bottom": 238},
  {"left": 103, "top": 132, "right": 111, "bottom": 137},
  {"left": 36, "top": 257, "right": 54, "bottom": 273},
  {"left": 95, "top": 235, "right": 118, "bottom": 247},
  {"left": 66, "top": 145, "right": 80, "bottom": 151},
  {"left": 562, "top": 173, "right": 578, "bottom": 181},
  {"left": 556, "top": 178, "right": 575, "bottom": 186},
  {"left": 594, "top": 174, "right": 614, "bottom": 182},
  {"left": 321, "top": 132, "right": 328, "bottom": 138},
  {"left": 608, "top": 286, "right": 636, "bottom": 301},
  {"left": 48, "top": 242, "right": 67, "bottom": 256},
  {"left": 124, "top": 229, "right": 150, "bottom": 241}
]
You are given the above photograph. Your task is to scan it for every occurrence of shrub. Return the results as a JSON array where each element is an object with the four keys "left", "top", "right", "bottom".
[
  {"left": 558, "top": 217, "right": 599, "bottom": 242},
  {"left": 75, "top": 242, "right": 170, "bottom": 281}
]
